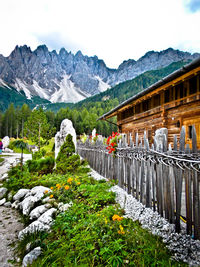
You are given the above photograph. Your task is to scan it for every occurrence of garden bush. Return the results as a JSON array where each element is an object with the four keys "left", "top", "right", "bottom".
[
  {"left": 26, "top": 156, "right": 55, "bottom": 175},
  {"left": 56, "top": 134, "right": 89, "bottom": 174}
]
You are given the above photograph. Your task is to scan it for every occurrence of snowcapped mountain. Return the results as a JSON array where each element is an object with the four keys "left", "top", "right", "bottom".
[{"left": 0, "top": 45, "right": 199, "bottom": 103}]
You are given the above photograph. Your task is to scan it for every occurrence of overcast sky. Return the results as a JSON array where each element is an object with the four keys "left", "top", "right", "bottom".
[{"left": 0, "top": 0, "right": 200, "bottom": 68}]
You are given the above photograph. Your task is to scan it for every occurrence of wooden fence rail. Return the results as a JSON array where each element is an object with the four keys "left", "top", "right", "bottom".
[{"left": 77, "top": 126, "right": 200, "bottom": 240}]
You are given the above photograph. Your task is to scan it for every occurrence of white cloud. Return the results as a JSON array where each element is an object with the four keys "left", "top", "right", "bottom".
[{"left": 0, "top": 0, "right": 200, "bottom": 68}]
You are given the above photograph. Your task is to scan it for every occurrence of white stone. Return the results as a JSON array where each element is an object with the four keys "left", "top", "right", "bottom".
[
  {"left": 22, "top": 247, "right": 42, "bottom": 267},
  {"left": 3, "top": 148, "right": 13, "bottom": 153},
  {"left": 4, "top": 201, "right": 11, "bottom": 207},
  {"left": 0, "top": 173, "right": 8, "bottom": 182},
  {"left": 30, "top": 186, "right": 51, "bottom": 196},
  {"left": 0, "top": 198, "right": 6, "bottom": 206},
  {"left": 0, "top": 187, "right": 7, "bottom": 199},
  {"left": 18, "top": 221, "right": 51, "bottom": 240},
  {"left": 2, "top": 136, "right": 9, "bottom": 149},
  {"left": 154, "top": 128, "right": 168, "bottom": 152},
  {"left": 21, "top": 196, "right": 39, "bottom": 215},
  {"left": 29, "top": 205, "right": 49, "bottom": 220},
  {"left": 92, "top": 128, "right": 96, "bottom": 138},
  {"left": 37, "top": 208, "right": 57, "bottom": 225},
  {"left": 55, "top": 119, "right": 76, "bottom": 158},
  {"left": 12, "top": 200, "right": 20, "bottom": 209},
  {"left": 58, "top": 202, "right": 73, "bottom": 212},
  {"left": 13, "top": 189, "right": 30, "bottom": 201}
]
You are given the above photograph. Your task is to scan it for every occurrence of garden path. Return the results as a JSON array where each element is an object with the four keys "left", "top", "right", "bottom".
[{"left": 0, "top": 152, "right": 31, "bottom": 267}]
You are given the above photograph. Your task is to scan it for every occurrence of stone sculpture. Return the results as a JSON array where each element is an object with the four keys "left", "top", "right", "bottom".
[
  {"left": 55, "top": 119, "right": 76, "bottom": 158},
  {"left": 154, "top": 128, "right": 168, "bottom": 152}
]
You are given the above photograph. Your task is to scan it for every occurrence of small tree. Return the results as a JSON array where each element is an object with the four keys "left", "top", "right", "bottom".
[
  {"left": 13, "top": 140, "right": 28, "bottom": 171},
  {"left": 56, "top": 134, "right": 88, "bottom": 174},
  {"left": 24, "top": 108, "right": 54, "bottom": 151}
]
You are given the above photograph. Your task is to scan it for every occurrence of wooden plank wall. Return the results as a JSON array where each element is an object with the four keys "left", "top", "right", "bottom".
[{"left": 77, "top": 126, "right": 200, "bottom": 240}]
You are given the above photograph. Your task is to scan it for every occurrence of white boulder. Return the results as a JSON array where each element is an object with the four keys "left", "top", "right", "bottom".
[
  {"left": 2, "top": 136, "right": 9, "bottom": 149},
  {"left": 13, "top": 189, "right": 30, "bottom": 201},
  {"left": 3, "top": 148, "right": 13, "bottom": 153},
  {"left": 22, "top": 247, "right": 42, "bottom": 267},
  {"left": 0, "top": 198, "right": 6, "bottom": 206},
  {"left": 0, "top": 187, "right": 7, "bottom": 199},
  {"left": 154, "top": 128, "right": 168, "bottom": 152},
  {"left": 18, "top": 221, "right": 51, "bottom": 240},
  {"left": 29, "top": 204, "right": 50, "bottom": 220},
  {"left": 55, "top": 119, "right": 76, "bottom": 158},
  {"left": 21, "top": 196, "right": 39, "bottom": 216},
  {"left": 37, "top": 208, "right": 57, "bottom": 225},
  {"left": 58, "top": 202, "right": 73, "bottom": 212}
]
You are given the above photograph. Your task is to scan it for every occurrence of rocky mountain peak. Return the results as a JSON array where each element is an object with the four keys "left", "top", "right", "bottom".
[{"left": 0, "top": 45, "right": 199, "bottom": 104}]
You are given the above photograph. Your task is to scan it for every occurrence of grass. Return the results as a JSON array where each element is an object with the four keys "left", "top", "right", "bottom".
[
  {"left": 9, "top": 170, "right": 187, "bottom": 266},
  {"left": 4, "top": 139, "right": 186, "bottom": 267}
]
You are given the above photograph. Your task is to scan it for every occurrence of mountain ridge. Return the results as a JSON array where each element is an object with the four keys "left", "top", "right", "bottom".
[{"left": 0, "top": 45, "right": 199, "bottom": 104}]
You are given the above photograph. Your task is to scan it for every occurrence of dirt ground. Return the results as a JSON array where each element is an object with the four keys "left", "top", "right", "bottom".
[
  {"left": 0, "top": 207, "right": 24, "bottom": 266},
  {"left": 0, "top": 153, "right": 32, "bottom": 266}
]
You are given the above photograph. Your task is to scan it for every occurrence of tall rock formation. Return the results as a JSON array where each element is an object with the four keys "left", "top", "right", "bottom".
[{"left": 0, "top": 46, "right": 199, "bottom": 103}]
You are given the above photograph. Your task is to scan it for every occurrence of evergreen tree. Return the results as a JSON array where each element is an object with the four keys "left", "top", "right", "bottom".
[{"left": 24, "top": 108, "right": 51, "bottom": 150}]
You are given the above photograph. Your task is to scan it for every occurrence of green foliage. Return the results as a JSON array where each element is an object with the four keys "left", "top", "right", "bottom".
[
  {"left": 4, "top": 166, "right": 38, "bottom": 192},
  {"left": 30, "top": 175, "right": 184, "bottom": 267},
  {"left": 56, "top": 134, "right": 89, "bottom": 174},
  {"left": 32, "top": 148, "right": 46, "bottom": 160},
  {"left": 5, "top": 161, "right": 186, "bottom": 266},
  {"left": 26, "top": 156, "right": 55, "bottom": 175}
]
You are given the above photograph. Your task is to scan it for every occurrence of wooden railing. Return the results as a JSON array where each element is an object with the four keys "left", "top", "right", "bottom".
[{"left": 77, "top": 126, "right": 200, "bottom": 240}]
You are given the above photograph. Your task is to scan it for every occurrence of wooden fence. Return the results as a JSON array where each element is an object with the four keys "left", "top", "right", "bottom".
[{"left": 77, "top": 126, "right": 200, "bottom": 240}]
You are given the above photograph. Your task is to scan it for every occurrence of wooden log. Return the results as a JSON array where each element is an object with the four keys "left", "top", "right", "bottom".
[
  {"left": 192, "top": 125, "right": 197, "bottom": 153},
  {"left": 193, "top": 171, "right": 200, "bottom": 239},
  {"left": 179, "top": 126, "right": 185, "bottom": 152},
  {"left": 169, "top": 166, "right": 175, "bottom": 223},
  {"left": 185, "top": 169, "right": 193, "bottom": 235},
  {"left": 175, "top": 168, "right": 183, "bottom": 233}
]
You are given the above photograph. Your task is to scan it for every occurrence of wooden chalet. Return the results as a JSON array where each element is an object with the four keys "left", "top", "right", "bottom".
[{"left": 99, "top": 58, "right": 200, "bottom": 149}]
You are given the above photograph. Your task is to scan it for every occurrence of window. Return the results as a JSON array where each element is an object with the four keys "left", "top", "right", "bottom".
[
  {"left": 189, "top": 76, "right": 197, "bottom": 95},
  {"left": 153, "top": 94, "right": 160, "bottom": 107},
  {"left": 121, "top": 107, "right": 133, "bottom": 119},
  {"left": 188, "top": 125, "right": 192, "bottom": 139}
]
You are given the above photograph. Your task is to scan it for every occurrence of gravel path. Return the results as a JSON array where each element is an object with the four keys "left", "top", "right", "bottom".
[
  {"left": 0, "top": 152, "right": 32, "bottom": 267},
  {"left": 0, "top": 207, "right": 23, "bottom": 266}
]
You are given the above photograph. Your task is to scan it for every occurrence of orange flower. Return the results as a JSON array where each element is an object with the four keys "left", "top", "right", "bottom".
[
  {"left": 56, "top": 184, "right": 61, "bottom": 189},
  {"left": 118, "top": 225, "right": 125, "bottom": 234},
  {"left": 67, "top": 178, "right": 73, "bottom": 184},
  {"left": 50, "top": 187, "right": 54, "bottom": 190},
  {"left": 65, "top": 185, "right": 70, "bottom": 190},
  {"left": 44, "top": 190, "right": 49, "bottom": 194},
  {"left": 76, "top": 182, "right": 81, "bottom": 185},
  {"left": 112, "top": 214, "right": 123, "bottom": 221},
  {"left": 50, "top": 194, "right": 54, "bottom": 198}
]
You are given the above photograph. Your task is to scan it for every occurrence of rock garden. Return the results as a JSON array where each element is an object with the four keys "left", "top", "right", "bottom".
[{"left": 0, "top": 120, "right": 199, "bottom": 266}]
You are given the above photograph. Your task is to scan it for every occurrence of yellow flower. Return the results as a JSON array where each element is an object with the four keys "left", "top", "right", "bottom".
[
  {"left": 76, "top": 182, "right": 81, "bottom": 185},
  {"left": 118, "top": 225, "right": 125, "bottom": 234},
  {"left": 50, "top": 194, "right": 54, "bottom": 198},
  {"left": 50, "top": 187, "right": 54, "bottom": 190},
  {"left": 112, "top": 214, "right": 123, "bottom": 221},
  {"left": 44, "top": 190, "right": 49, "bottom": 194},
  {"left": 56, "top": 184, "right": 61, "bottom": 188},
  {"left": 67, "top": 178, "right": 73, "bottom": 184},
  {"left": 65, "top": 185, "right": 70, "bottom": 190}
]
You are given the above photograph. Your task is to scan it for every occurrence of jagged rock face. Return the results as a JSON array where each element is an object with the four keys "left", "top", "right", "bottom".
[{"left": 0, "top": 46, "right": 199, "bottom": 103}]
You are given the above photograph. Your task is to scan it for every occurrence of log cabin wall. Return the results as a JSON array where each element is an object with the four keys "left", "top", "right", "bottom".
[{"left": 117, "top": 69, "right": 200, "bottom": 148}]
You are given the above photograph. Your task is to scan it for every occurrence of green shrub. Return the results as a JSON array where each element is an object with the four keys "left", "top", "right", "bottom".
[
  {"left": 32, "top": 148, "right": 46, "bottom": 160},
  {"left": 27, "top": 156, "right": 55, "bottom": 175},
  {"left": 4, "top": 165, "right": 38, "bottom": 191},
  {"left": 56, "top": 134, "right": 89, "bottom": 174}
]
